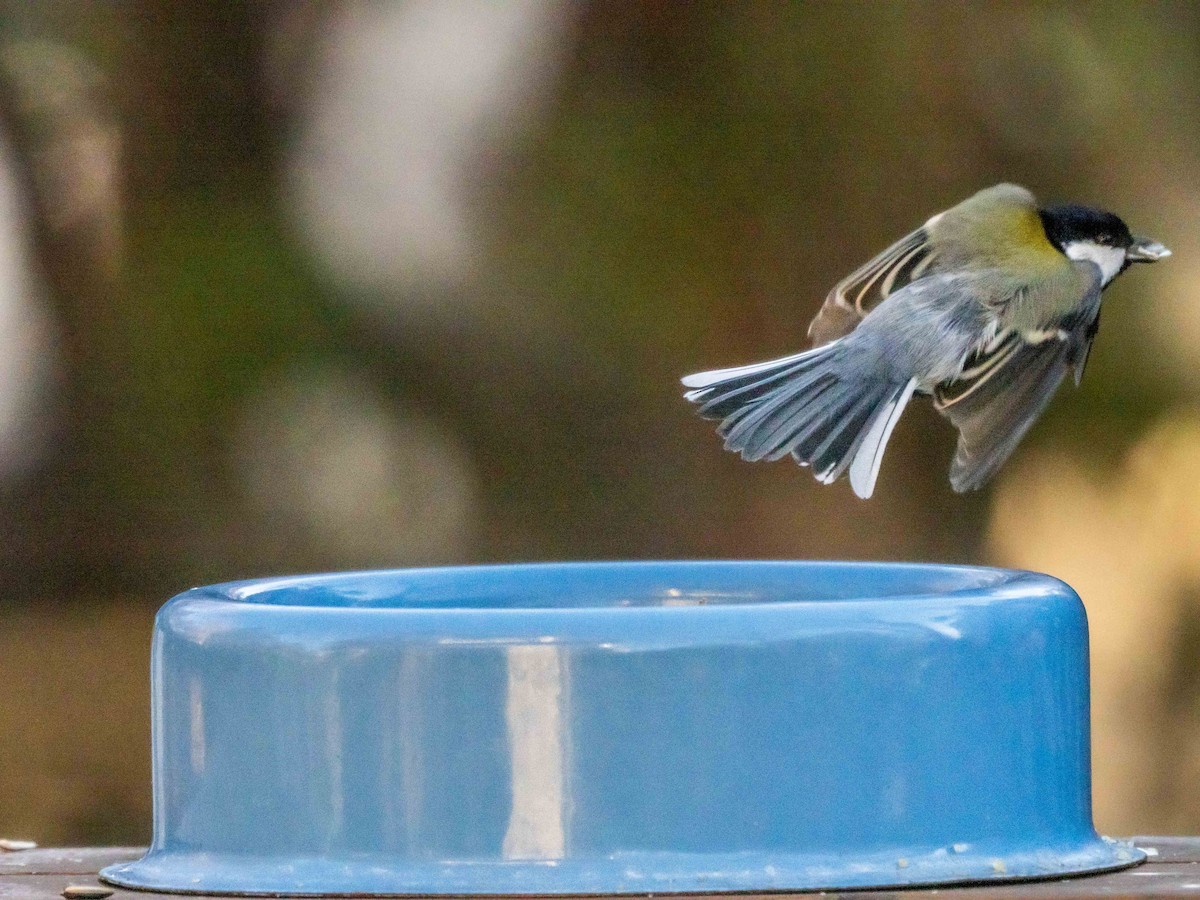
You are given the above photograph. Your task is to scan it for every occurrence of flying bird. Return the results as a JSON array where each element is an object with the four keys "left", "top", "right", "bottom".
[{"left": 682, "top": 184, "right": 1169, "bottom": 498}]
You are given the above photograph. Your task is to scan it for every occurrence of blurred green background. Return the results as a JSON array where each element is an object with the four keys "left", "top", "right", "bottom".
[{"left": 1, "top": 0, "right": 1198, "bottom": 844}]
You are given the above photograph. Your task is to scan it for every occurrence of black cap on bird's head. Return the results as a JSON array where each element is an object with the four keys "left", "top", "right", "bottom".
[
  {"left": 1039, "top": 205, "right": 1133, "bottom": 252},
  {"left": 1039, "top": 204, "right": 1170, "bottom": 271}
]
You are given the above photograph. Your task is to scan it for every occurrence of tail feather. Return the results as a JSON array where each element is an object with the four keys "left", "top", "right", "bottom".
[
  {"left": 681, "top": 346, "right": 824, "bottom": 392},
  {"left": 760, "top": 381, "right": 843, "bottom": 461},
  {"left": 682, "top": 347, "right": 914, "bottom": 498},
  {"left": 791, "top": 387, "right": 874, "bottom": 462},
  {"left": 684, "top": 346, "right": 832, "bottom": 419},
  {"left": 847, "top": 379, "right": 917, "bottom": 498},
  {"left": 808, "top": 390, "right": 885, "bottom": 477},
  {"left": 723, "top": 373, "right": 836, "bottom": 456},
  {"left": 808, "top": 390, "right": 896, "bottom": 485}
]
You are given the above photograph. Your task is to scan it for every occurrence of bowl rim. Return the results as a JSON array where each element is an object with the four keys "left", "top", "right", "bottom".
[{"left": 167, "top": 560, "right": 1073, "bottom": 615}]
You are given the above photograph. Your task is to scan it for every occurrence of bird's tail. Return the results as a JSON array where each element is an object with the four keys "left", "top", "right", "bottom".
[{"left": 682, "top": 343, "right": 916, "bottom": 499}]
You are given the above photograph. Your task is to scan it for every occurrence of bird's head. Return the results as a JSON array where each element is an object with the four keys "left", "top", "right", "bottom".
[{"left": 1039, "top": 204, "right": 1170, "bottom": 286}]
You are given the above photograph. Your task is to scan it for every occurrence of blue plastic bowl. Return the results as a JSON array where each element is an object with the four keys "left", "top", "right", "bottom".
[{"left": 101, "top": 561, "right": 1140, "bottom": 895}]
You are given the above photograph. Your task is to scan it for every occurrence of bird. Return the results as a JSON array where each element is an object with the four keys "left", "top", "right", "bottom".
[{"left": 681, "top": 183, "right": 1169, "bottom": 499}]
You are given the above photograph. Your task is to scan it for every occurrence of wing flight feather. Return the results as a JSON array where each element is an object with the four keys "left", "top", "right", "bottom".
[
  {"left": 934, "top": 263, "right": 1104, "bottom": 492},
  {"left": 807, "top": 227, "right": 935, "bottom": 346}
]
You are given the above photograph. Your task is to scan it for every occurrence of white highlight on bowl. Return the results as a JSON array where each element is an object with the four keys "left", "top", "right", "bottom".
[{"left": 502, "top": 645, "right": 566, "bottom": 860}]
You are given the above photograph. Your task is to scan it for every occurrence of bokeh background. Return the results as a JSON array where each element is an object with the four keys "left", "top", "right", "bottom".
[{"left": 1, "top": 0, "right": 1198, "bottom": 845}]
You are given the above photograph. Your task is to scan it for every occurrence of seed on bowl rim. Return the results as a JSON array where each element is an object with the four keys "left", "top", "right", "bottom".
[{"left": 0, "top": 839, "right": 37, "bottom": 851}]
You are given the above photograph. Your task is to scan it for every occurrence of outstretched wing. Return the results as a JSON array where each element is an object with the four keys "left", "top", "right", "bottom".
[
  {"left": 807, "top": 184, "right": 1048, "bottom": 347},
  {"left": 934, "top": 264, "right": 1103, "bottom": 492},
  {"left": 806, "top": 226, "right": 938, "bottom": 346}
]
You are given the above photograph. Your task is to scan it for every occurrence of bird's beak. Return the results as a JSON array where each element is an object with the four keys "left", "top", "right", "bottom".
[{"left": 1127, "top": 236, "right": 1171, "bottom": 262}]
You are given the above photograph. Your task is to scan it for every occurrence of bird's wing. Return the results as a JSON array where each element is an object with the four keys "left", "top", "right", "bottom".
[
  {"left": 807, "top": 226, "right": 938, "bottom": 346},
  {"left": 933, "top": 263, "right": 1103, "bottom": 492}
]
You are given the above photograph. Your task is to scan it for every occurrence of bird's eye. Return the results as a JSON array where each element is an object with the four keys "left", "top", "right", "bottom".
[{"left": 1097, "top": 234, "right": 1111, "bottom": 244}]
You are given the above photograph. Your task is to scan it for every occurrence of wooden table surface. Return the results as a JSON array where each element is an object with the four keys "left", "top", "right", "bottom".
[{"left": 2, "top": 840, "right": 1199, "bottom": 899}]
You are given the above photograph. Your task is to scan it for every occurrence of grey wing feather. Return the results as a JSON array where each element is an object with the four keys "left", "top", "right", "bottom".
[
  {"left": 935, "top": 338, "right": 1073, "bottom": 492},
  {"left": 807, "top": 226, "right": 937, "bottom": 346},
  {"left": 1073, "top": 306, "right": 1101, "bottom": 386},
  {"left": 934, "top": 264, "right": 1103, "bottom": 492}
]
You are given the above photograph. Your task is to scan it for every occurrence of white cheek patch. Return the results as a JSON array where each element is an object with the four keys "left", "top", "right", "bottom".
[{"left": 1064, "top": 240, "right": 1125, "bottom": 285}]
